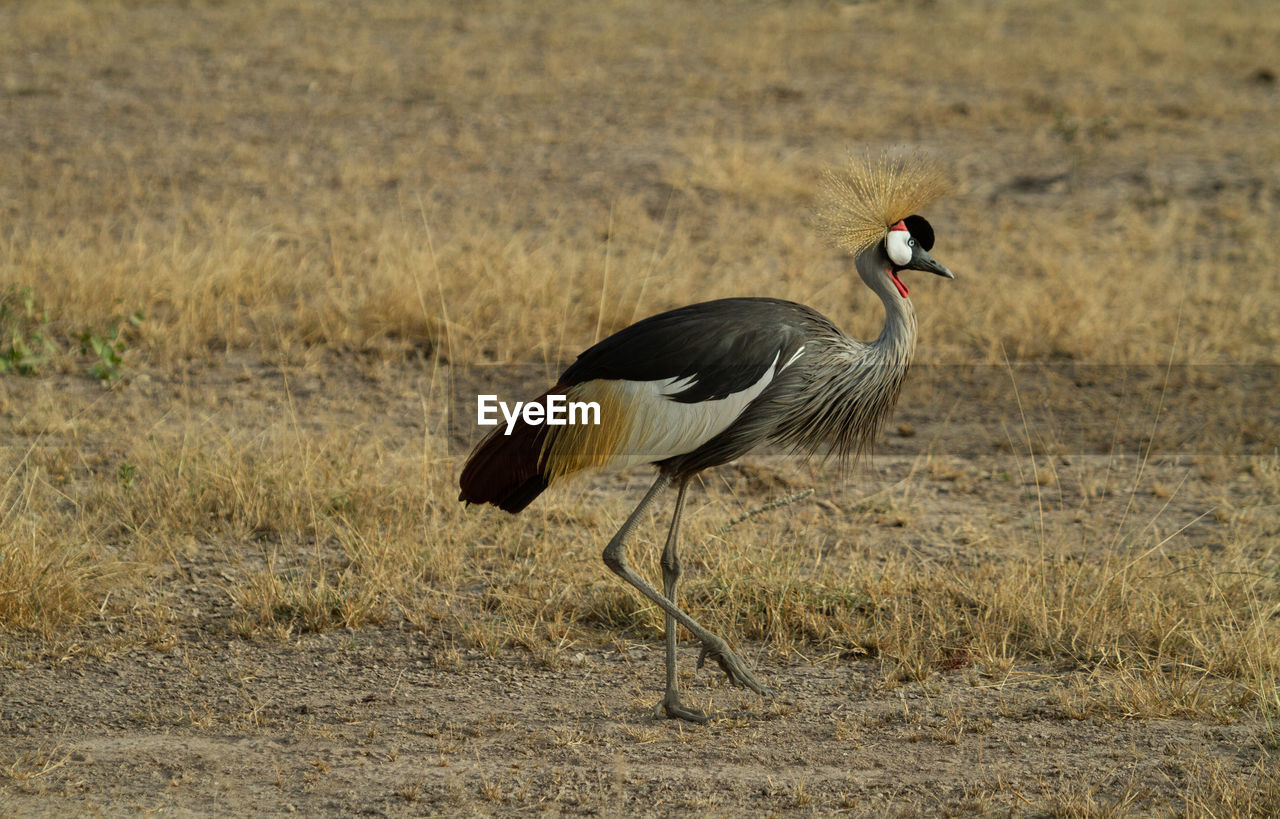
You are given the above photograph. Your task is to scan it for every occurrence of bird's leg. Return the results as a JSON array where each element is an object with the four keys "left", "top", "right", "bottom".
[
  {"left": 602, "top": 473, "right": 770, "bottom": 719},
  {"left": 654, "top": 476, "right": 707, "bottom": 723}
]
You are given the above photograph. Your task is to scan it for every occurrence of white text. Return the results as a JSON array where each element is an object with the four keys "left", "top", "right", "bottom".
[{"left": 476, "top": 394, "right": 601, "bottom": 434}]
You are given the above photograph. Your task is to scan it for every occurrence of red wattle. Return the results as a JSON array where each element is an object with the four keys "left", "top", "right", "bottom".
[{"left": 889, "top": 270, "right": 910, "bottom": 298}]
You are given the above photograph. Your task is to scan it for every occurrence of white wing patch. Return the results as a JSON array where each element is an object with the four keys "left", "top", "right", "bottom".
[
  {"left": 781, "top": 345, "right": 805, "bottom": 372},
  {"left": 603, "top": 351, "right": 786, "bottom": 469},
  {"left": 657, "top": 374, "right": 699, "bottom": 396}
]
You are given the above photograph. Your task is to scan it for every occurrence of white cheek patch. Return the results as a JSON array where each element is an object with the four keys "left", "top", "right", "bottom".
[{"left": 886, "top": 230, "right": 913, "bottom": 267}]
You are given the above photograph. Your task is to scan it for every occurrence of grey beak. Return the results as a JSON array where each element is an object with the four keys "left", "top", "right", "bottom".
[{"left": 908, "top": 249, "right": 954, "bottom": 280}]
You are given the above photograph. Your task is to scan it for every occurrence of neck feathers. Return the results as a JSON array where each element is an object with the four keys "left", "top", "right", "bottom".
[
  {"left": 858, "top": 247, "right": 918, "bottom": 376},
  {"left": 874, "top": 281, "right": 918, "bottom": 371},
  {"left": 767, "top": 259, "right": 918, "bottom": 463}
]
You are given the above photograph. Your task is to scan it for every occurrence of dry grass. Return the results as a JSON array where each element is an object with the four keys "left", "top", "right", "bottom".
[
  {"left": 5, "top": 383, "right": 1276, "bottom": 725},
  {"left": 2, "top": 0, "right": 1278, "bottom": 811},
  {"left": 3, "top": 1, "right": 1277, "bottom": 368}
]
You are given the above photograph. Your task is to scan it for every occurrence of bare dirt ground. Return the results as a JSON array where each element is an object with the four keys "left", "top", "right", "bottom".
[{"left": 2, "top": 622, "right": 1267, "bottom": 816}]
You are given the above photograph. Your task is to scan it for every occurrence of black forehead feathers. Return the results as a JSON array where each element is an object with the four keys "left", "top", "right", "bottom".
[{"left": 903, "top": 214, "right": 934, "bottom": 251}]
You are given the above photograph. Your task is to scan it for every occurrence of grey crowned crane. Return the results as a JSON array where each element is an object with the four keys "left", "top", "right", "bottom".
[{"left": 459, "top": 154, "right": 954, "bottom": 722}]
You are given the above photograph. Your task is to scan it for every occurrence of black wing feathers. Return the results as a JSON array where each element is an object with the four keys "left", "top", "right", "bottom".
[{"left": 559, "top": 298, "right": 814, "bottom": 403}]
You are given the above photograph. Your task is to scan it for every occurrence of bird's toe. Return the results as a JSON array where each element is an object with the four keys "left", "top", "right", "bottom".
[
  {"left": 697, "top": 639, "right": 770, "bottom": 695},
  {"left": 654, "top": 696, "right": 709, "bottom": 724}
]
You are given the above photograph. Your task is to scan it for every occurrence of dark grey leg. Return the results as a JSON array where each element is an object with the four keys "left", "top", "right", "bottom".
[
  {"left": 601, "top": 473, "right": 769, "bottom": 723},
  {"left": 655, "top": 476, "right": 707, "bottom": 722}
]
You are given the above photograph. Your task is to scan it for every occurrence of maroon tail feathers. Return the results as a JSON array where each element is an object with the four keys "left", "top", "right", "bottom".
[{"left": 458, "top": 404, "right": 552, "bottom": 514}]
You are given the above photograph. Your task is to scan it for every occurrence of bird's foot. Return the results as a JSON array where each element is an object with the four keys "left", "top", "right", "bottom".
[
  {"left": 697, "top": 637, "right": 772, "bottom": 696},
  {"left": 653, "top": 691, "right": 709, "bottom": 724}
]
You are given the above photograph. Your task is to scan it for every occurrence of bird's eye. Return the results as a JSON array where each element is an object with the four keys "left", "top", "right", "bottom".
[{"left": 908, "top": 238, "right": 916, "bottom": 247}]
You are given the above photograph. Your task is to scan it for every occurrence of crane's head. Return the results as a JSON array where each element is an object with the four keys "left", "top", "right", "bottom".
[
  {"left": 817, "top": 151, "right": 954, "bottom": 300},
  {"left": 882, "top": 214, "right": 953, "bottom": 299}
]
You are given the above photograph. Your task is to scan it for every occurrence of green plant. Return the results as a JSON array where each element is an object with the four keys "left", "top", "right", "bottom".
[
  {"left": 80, "top": 309, "right": 145, "bottom": 381},
  {"left": 0, "top": 286, "right": 56, "bottom": 376}
]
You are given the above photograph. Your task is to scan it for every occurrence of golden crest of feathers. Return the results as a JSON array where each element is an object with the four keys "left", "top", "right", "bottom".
[{"left": 817, "top": 151, "right": 950, "bottom": 255}]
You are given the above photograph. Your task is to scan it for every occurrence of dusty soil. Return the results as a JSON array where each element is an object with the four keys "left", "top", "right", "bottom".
[
  {"left": 2, "top": 625, "right": 1267, "bottom": 816},
  {"left": 1, "top": 360, "right": 1275, "bottom": 816}
]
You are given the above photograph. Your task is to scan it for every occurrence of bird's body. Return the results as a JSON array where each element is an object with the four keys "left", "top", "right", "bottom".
[
  {"left": 462, "top": 287, "right": 916, "bottom": 510},
  {"left": 459, "top": 154, "right": 955, "bottom": 722}
]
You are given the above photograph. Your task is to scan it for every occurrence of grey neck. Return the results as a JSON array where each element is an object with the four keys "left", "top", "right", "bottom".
[{"left": 855, "top": 251, "right": 918, "bottom": 363}]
